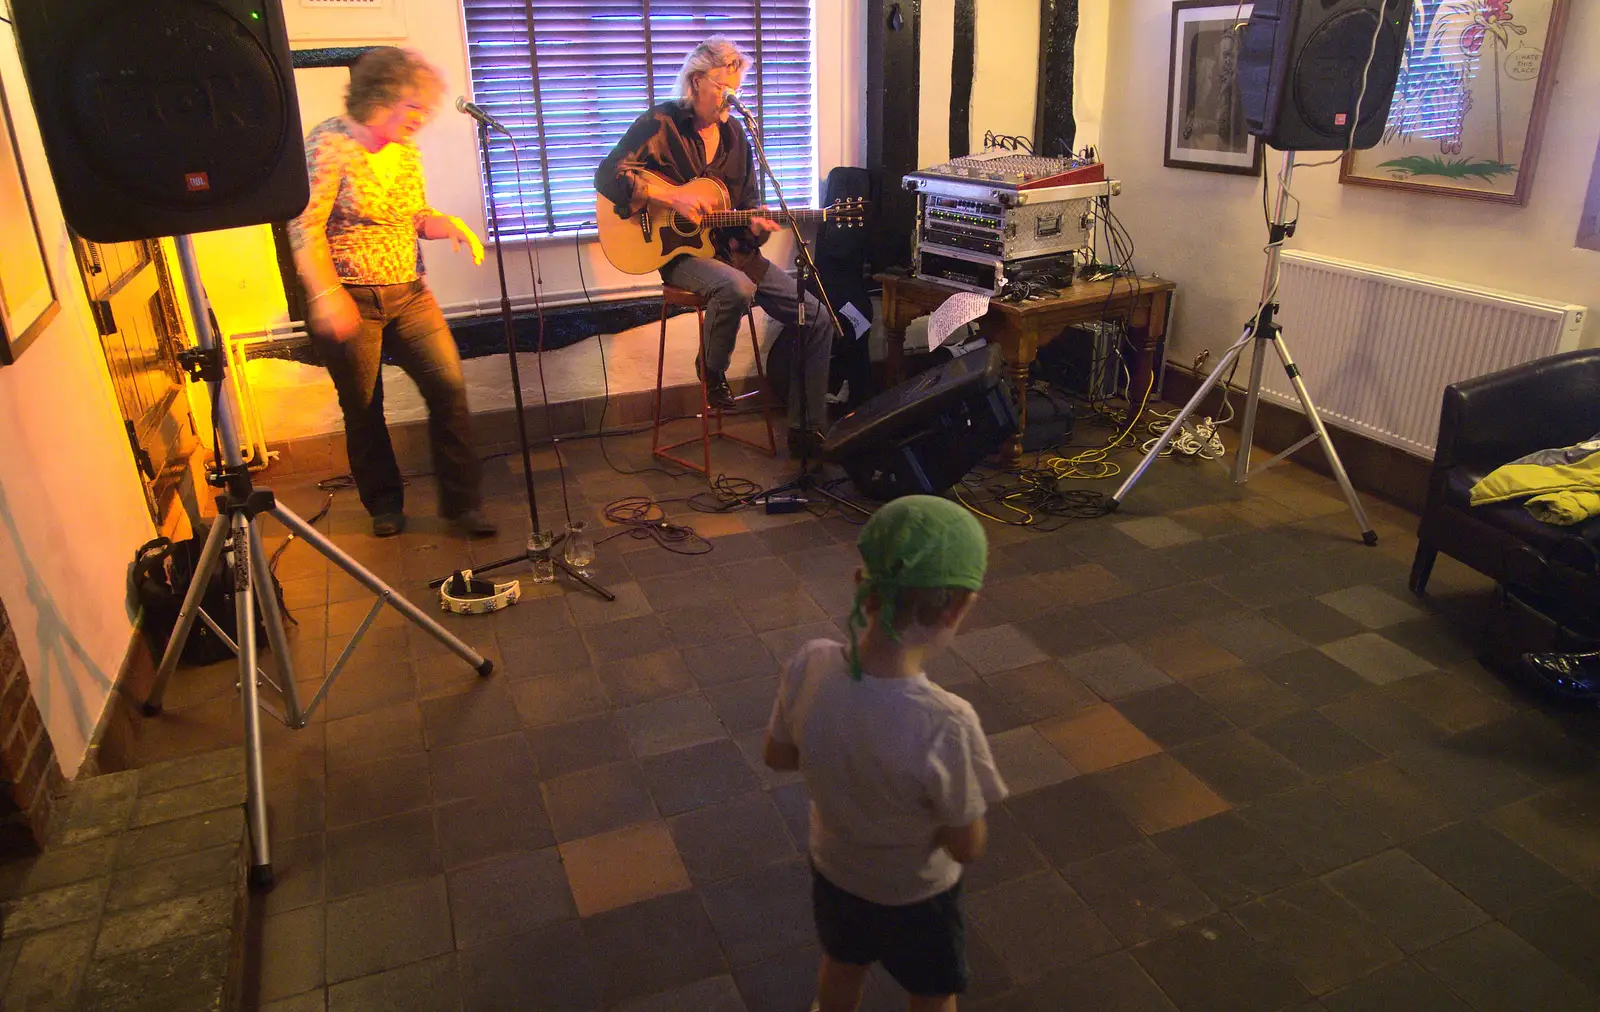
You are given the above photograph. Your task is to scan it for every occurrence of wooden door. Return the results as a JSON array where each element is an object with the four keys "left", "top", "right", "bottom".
[{"left": 72, "top": 237, "right": 199, "bottom": 534}]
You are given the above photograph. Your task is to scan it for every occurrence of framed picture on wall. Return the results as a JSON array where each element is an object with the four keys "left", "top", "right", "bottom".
[
  {"left": 0, "top": 76, "right": 58, "bottom": 365},
  {"left": 1341, "top": 0, "right": 1569, "bottom": 205},
  {"left": 1165, "top": 1, "right": 1262, "bottom": 176}
]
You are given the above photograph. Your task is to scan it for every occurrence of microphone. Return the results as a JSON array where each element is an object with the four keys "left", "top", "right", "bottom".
[
  {"left": 455, "top": 96, "right": 510, "bottom": 134},
  {"left": 721, "top": 86, "right": 753, "bottom": 117}
]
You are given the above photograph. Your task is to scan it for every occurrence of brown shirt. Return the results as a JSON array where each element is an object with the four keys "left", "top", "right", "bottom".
[
  {"left": 595, "top": 101, "right": 762, "bottom": 258},
  {"left": 288, "top": 117, "right": 440, "bottom": 286}
]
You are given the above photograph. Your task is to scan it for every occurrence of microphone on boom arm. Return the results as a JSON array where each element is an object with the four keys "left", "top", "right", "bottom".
[{"left": 455, "top": 96, "right": 510, "bottom": 134}]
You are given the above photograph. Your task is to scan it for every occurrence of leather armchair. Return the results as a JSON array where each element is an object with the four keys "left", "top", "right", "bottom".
[{"left": 1409, "top": 348, "right": 1600, "bottom": 614}]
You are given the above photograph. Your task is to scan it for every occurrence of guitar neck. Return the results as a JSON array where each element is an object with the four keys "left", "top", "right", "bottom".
[{"left": 699, "top": 208, "right": 826, "bottom": 228}]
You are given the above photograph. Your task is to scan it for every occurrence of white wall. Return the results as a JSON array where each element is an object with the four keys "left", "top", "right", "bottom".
[
  {"left": 1098, "top": 0, "right": 1600, "bottom": 370},
  {"left": 0, "top": 24, "right": 159, "bottom": 774}
]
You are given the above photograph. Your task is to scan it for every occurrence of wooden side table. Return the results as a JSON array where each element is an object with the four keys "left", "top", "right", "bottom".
[{"left": 876, "top": 273, "right": 1177, "bottom": 466}]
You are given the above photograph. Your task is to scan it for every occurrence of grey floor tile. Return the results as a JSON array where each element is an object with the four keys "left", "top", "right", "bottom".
[
  {"left": 700, "top": 859, "right": 814, "bottom": 967},
  {"left": 325, "top": 876, "right": 453, "bottom": 984},
  {"left": 1233, "top": 879, "right": 1404, "bottom": 995},
  {"left": 1060, "top": 842, "right": 1217, "bottom": 947},
  {"left": 620, "top": 693, "right": 728, "bottom": 757},
  {"left": 585, "top": 890, "right": 728, "bottom": 1005},
  {"left": 446, "top": 848, "right": 576, "bottom": 948},
  {"left": 1415, "top": 922, "right": 1600, "bottom": 1012},
  {"left": 326, "top": 953, "right": 459, "bottom": 1012},
  {"left": 968, "top": 871, "right": 1118, "bottom": 983},
  {"left": 667, "top": 793, "right": 796, "bottom": 885},
  {"left": 458, "top": 920, "right": 601, "bottom": 1012},
  {"left": 1132, "top": 912, "right": 1311, "bottom": 1012},
  {"left": 1320, "top": 959, "right": 1472, "bottom": 1012},
  {"left": 1322, "top": 849, "right": 1490, "bottom": 953}
]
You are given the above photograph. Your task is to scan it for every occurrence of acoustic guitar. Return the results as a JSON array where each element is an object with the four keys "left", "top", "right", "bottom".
[{"left": 595, "top": 172, "right": 866, "bottom": 275}]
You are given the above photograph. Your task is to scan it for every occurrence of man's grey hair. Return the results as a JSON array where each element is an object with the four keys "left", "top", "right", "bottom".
[{"left": 674, "top": 36, "right": 751, "bottom": 107}]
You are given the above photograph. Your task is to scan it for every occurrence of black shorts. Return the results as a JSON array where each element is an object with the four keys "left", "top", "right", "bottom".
[{"left": 811, "top": 866, "right": 967, "bottom": 997}]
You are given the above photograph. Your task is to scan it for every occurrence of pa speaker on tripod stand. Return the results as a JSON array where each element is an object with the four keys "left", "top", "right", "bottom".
[{"left": 1111, "top": 0, "right": 1415, "bottom": 546}]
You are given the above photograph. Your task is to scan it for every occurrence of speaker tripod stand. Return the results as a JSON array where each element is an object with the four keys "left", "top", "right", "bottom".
[
  {"left": 142, "top": 237, "right": 494, "bottom": 889},
  {"left": 1110, "top": 151, "right": 1377, "bottom": 546}
]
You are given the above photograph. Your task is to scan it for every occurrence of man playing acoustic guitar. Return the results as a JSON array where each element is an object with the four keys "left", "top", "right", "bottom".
[{"left": 595, "top": 36, "right": 834, "bottom": 458}]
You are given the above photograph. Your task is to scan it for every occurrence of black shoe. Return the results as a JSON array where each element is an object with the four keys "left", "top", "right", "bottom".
[
  {"left": 696, "top": 353, "right": 737, "bottom": 410},
  {"left": 372, "top": 512, "right": 406, "bottom": 538},
  {"left": 786, "top": 427, "right": 825, "bottom": 460},
  {"left": 448, "top": 509, "right": 498, "bottom": 540},
  {"left": 1521, "top": 650, "right": 1600, "bottom": 699}
]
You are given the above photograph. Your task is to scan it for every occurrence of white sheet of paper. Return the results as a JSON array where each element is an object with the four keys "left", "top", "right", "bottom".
[
  {"left": 839, "top": 301, "right": 871, "bottom": 340},
  {"left": 927, "top": 291, "right": 991, "bottom": 350}
]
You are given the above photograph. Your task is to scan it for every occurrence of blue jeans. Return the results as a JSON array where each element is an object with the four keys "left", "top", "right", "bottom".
[
  {"left": 659, "top": 254, "right": 834, "bottom": 430},
  {"left": 314, "top": 280, "right": 481, "bottom": 517}
]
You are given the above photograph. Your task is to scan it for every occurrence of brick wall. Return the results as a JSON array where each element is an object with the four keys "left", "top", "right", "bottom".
[{"left": 0, "top": 596, "right": 65, "bottom": 854}]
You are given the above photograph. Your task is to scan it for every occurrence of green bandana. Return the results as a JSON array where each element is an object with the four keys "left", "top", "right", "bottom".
[{"left": 847, "top": 495, "right": 988, "bottom": 679}]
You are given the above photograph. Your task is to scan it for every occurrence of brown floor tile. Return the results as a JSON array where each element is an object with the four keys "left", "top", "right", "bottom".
[
  {"left": 1127, "top": 626, "right": 1244, "bottom": 681},
  {"left": 1036, "top": 704, "right": 1163, "bottom": 774},
  {"left": 1090, "top": 753, "right": 1231, "bottom": 834},
  {"left": 560, "top": 820, "right": 691, "bottom": 917},
  {"left": 542, "top": 761, "right": 657, "bottom": 842}
]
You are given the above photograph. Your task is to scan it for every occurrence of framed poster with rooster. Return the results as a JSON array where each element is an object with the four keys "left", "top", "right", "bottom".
[{"left": 1341, "top": 0, "right": 1569, "bottom": 205}]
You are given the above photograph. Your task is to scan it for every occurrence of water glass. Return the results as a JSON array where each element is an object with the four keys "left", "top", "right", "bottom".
[
  {"left": 563, "top": 520, "right": 596, "bottom": 573},
  {"left": 527, "top": 526, "right": 557, "bottom": 584}
]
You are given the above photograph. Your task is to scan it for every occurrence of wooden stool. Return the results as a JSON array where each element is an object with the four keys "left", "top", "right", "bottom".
[{"left": 653, "top": 284, "right": 777, "bottom": 477}]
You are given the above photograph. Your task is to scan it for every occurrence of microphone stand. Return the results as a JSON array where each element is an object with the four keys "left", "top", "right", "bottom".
[
  {"left": 729, "top": 100, "right": 872, "bottom": 519},
  {"left": 431, "top": 114, "right": 615, "bottom": 600}
]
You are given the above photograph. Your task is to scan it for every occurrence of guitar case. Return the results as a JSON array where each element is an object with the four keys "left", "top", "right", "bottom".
[{"left": 806, "top": 167, "right": 877, "bottom": 411}]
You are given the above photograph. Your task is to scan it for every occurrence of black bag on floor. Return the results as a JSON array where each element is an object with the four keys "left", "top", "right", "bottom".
[{"left": 133, "top": 523, "right": 288, "bottom": 666}]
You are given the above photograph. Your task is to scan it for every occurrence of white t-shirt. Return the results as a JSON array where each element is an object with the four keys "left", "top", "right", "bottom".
[{"left": 767, "top": 639, "right": 1009, "bottom": 906}]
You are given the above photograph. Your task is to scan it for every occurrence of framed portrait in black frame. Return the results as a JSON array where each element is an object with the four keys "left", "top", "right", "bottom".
[
  {"left": 0, "top": 74, "right": 59, "bottom": 364},
  {"left": 1165, "top": 1, "right": 1264, "bottom": 176}
]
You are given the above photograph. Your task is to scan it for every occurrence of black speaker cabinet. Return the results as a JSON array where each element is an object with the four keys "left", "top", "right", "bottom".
[
  {"left": 1239, "top": 0, "right": 1415, "bottom": 151},
  {"left": 824, "top": 344, "right": 1017, "bottom": 501},
  {"left": 10, "top": 0, "right": 307, "bottom": 242}
]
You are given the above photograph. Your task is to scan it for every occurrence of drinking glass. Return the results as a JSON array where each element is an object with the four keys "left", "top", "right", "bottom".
[
  {"left": 563, "top": 520, "right": 596, "bottom": 573},
  {"left": 527, "top": 525, "right": 557, "bottom": 584}
]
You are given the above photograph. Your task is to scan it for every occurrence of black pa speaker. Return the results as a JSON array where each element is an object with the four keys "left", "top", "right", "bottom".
[
  {"left": 823, "top": 344, "right": 1017, "bottom": 501},
  {"left": 10, "top": 0, "right": 308, "bottom": 242},
  {"left": 1238, "top": 0, "right": 1415, "bottom": 151}
]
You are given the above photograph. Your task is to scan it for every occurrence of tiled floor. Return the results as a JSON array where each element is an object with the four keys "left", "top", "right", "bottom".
[{"left": 130, "top": 415, "right": 1600, "bottom": 1011}]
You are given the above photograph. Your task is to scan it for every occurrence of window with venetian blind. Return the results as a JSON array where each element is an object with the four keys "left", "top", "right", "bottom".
[{"left": 460, "top": 1, "right": 816, "bottom": 239}]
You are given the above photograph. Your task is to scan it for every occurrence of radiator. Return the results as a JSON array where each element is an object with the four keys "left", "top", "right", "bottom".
[{"left": 1257, "top": 251, "right": 1587, "bottom": 458}]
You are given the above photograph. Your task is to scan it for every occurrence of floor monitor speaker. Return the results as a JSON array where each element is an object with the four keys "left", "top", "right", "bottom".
[
  {"left": 1239, "top": 0, "right": 1415, "bottom": 151},
  {"left": 824, "top": 344, "right": 1017, "bottom": 501},
  {"left": 10, "top": 0, "right": 307, "bottom": 242}
]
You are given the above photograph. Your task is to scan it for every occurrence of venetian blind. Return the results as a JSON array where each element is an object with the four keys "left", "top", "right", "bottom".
[{"left": 461, "top": 0, "right": 816, "bottom": 238}]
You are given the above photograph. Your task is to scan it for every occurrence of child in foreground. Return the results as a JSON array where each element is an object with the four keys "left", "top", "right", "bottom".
[{"left": 764, "top": 495, "right": 1008, "bottom": 1012}]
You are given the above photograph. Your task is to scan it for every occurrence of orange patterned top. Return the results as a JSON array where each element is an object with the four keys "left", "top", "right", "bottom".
[{"left": 287, "top": 117, "right": 440, "bottom": 286}]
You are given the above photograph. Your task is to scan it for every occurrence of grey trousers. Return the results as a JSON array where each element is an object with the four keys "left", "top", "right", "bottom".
[{"left": 660, "top": 254, "right": 833, "bottom": 431}]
